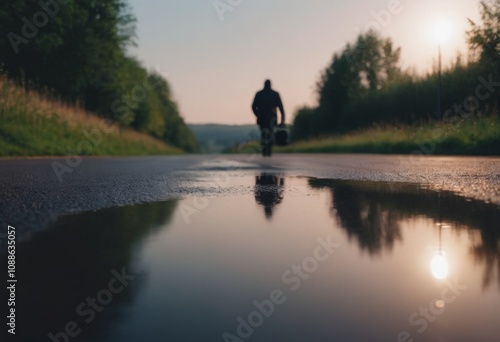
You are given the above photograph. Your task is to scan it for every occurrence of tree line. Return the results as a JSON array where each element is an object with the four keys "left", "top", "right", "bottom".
[
  {"left": 0, "top": 0, "right": 198, "bottom": 152},
  {"left": 292, "top": 0, "right": 499, "bottom": 141}
]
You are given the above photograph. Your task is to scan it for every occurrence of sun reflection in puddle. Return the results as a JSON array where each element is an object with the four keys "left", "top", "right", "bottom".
[{"left": 431, "top": 252, "right": 449, "bottom": 280}]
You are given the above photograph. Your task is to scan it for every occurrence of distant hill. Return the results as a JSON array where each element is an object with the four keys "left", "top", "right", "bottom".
[{"left": 188, "top": 124, "right": 260, "bottom": 153}]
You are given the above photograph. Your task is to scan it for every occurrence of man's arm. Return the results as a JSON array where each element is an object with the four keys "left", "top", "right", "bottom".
[
  {"left": 276, "top": 93, "right": 285, "bottom": 124},
  {"left": 252, "top": 94, "right": 259, "bottom": 116}
]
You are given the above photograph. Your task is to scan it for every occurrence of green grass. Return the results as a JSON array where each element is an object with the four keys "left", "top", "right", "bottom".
[
  {"left": 276, "top": 115, "right": 500, "bottom": 155},
  {"left": 0, "top": 76, "right": 182, "bottom": 157}
]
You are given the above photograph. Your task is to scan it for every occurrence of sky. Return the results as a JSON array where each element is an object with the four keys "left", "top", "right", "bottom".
[{"left": 127, "top": 0, "right": 481, "bottom": 125}]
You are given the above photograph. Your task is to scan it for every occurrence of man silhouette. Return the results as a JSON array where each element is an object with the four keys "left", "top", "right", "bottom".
[
  {"left": 254, "top": 173, "right": 285, "bottom": 219},
  {"left": 252, "top": 80, "right": 285, "bottom": 157}
]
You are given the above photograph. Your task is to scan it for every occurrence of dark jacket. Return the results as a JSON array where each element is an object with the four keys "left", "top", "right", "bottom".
[{"left": 252, "top": 87, "right": 284, "bottom": 127}]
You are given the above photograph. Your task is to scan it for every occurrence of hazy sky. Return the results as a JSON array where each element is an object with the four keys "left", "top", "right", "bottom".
[{"left": 128, "top": 0, "right": 481, "bottom": 125}]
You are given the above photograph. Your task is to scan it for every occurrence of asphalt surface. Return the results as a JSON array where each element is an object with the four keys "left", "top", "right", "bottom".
[{"left": 0, "top": 154, "right": 499, "bottom": 240}]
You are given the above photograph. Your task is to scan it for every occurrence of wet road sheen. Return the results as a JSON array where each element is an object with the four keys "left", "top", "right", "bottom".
[{"left": 6, "top": 171, "right": 500, "bottom": 341}]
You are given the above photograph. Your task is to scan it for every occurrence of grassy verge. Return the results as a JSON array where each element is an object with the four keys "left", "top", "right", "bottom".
[
  {"left": 0, "top": 75, "right": 182, "bottom": 157},
  {"left": 276, "top": 115, "right": 500, "bottom": 155}
]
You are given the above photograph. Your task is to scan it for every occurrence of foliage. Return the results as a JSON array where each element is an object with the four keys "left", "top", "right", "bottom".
[
  {"left": 0, "top": 0, "right": 198, "bottom": 152},
  {"left": 468, "top": 0, "right": 500, "bottom": 64},
  {"left": 293, "top": 4, "right": 500, "bottom": 140},
  {"left": 0, "top": 74, "right": 182, "bottom": 156},
  {"left": 279, "top": 116, "right": 500, "bottom": 156},
  {"left": 291, "top": 106, "right": 316, "bottom": 141},
  {"left": 313, "top": 30, "right": 401, "bottom": 135},
  {"left": 468, "top": 0, "right": 500, "bottom": 111}
]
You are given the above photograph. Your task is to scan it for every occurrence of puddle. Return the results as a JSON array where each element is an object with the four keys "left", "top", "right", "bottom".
[{"left": 4, "top": 174, "right": 500, "bottom": 341}]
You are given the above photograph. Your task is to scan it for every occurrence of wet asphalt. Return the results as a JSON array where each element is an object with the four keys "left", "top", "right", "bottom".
[{"left": 0, "top": 154, "right": 498, "bottom": 240}]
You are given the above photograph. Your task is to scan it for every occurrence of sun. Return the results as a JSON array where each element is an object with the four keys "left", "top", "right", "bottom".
[{"left": 432, "top": 18, "right": 453, "bottom": 45}]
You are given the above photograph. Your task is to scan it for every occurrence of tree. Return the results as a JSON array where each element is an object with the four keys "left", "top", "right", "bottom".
[
  {"left": 291, "top": 107, "right": 316, "bottom": 140},
  {"left": 0, "top": 0, "right": 136, "bottom": 114},
  {"left": 0, "top": 1, "right": 198, "bottom": 152},
  {"left": 313, "top": 31, "right": 401, "bottom": 134},
  {"left": 468, "top": 0, "right": 500, "bottom": 113},
  {"left": 468, "top": 0, "right": 500, "bottom": 64},
  {"left": 345, "top": 31, "right": 401, "bottom": 92},
  {"left": 314, "top": 53, "right": 354, "bottom": 133}
]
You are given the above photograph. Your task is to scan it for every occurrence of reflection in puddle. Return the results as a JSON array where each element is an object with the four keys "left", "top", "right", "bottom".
[
  {"left": 309, "top": 178, "right": 500, "bottom": 291},
  {"left": 4, "top": 174, "right": 500, "bottom": 341},
  {"left": 2, "top": 201, "right": 178, "bottom": 341},
  {"left": 254, "top": 174, "right": 285, "bottom": 219}
]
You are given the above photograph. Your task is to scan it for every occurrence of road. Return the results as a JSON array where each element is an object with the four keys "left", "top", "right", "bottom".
[{"left": 0, "top": 154, "right": 499, "bottom": 240}]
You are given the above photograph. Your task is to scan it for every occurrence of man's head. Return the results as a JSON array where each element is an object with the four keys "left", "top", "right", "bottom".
[{"left": 264, "top": 79, "right": 271, "bottom": 89}]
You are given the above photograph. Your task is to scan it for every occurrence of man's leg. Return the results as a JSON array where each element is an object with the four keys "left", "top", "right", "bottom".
[
  {"left": 260, "top": 126, "right": 268, "bottom": 156},
  {"left": 267, "top": 119, "right": 275, "bottom": 157},
  {"left": 260, "top": 126, "right": 272, "bottom": 156},
  {"left": 260, "top": 116, "right": 276, "bottom": 157}
]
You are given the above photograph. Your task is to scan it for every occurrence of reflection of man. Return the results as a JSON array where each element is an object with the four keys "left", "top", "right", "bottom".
[
  {"left": 252, "top": 80, "right": 285, "bottom": 157},
  {"left": 254, "top": 173, "right": 285, "bottom": 219}
]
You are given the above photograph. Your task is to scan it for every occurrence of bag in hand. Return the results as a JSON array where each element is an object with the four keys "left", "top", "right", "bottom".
[{"left": 274, "top": 125, "right": 290, "bottom": 146}]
